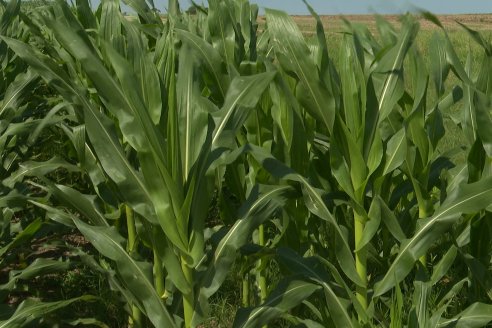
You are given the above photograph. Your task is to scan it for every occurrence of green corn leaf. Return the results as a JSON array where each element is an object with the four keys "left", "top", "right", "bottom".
[
  {"left": 419, "top": 11, "right": 443, "bottom": 29},
  {"left": 474, "top": 91, "right": 492, "bottom": 157},
  {"left": 167, "top": 0, "right": 180, "bottom": 16},
  {"left": 266, "top": 8, "right": 335, "bottom": 133},
  {"left": 338, "top": 118, "right": 368, "bottom": 194},
  {"left": 302, "top": 0, "right": 331, "bottom": 73},
  {"left": 138, "top": 152, "right": 189, "bottom": 255},
  {"left": 355, "top": 198, "right": 382, "bottom": 251},
  {"left": 45, "top": 16, "right": 159, "bottom": 154},
  {"left": 3, "top": 157, "right": 79, "bottom": 188},
  {"left": 462, "top": 54, "right": 477, "bottom": 145},
  {"left": 375, "top": 176, "right": 492, "bottom": 296},
  {"left": 0, "top": 37, "right": 87, "bottom": 110},
  {"left": 99, "top": 45, "right": 186, "bottom": 250},
  {"left": 148, "top": 225, "right": 191, "bottom": 295},
  {"left": 99, "top": 47, "right": 165, "bottom": 159},
  {"left": 437, "top": 303, "right": 492, "bottom": 328},
  {"left": 82, "top": 106, "right": 157, "bottom": 225},
  {"left": 377, "top": 196, "right": 406, "bottom": 242},
  {"left": 121, "top": 0, "right": 162, "bottom": 27},
  {"left": 176, "top": 28, "right": 229, "bottom": 99},
  {"left": 457, "top": 22, "right": 492, "bottom": 56},
  {"left": 177, "top": 44, "right": 208, "bottom": 180},
  {"left": 276, "top": 248, "right": 357, "bottom": 328},
  {"left": 269, "top": 78, "right": 294, "bottom": 153},
  {"left": 75, "top": 0, "right": 97, "bottom": 30},
  {"left": 390, "top": 280, "right": 404, "bottom": 328},
  {"left": 0, "top": 121, "right": 40, "bottom": 153},
  {"left": 29, "top": 200, "right": 77, "bottom": 227},
  {"left": 138, "top": 48, "right": 163, "bottom": 127},
  {"left": 63, "top": 318, "right": 110, "bottom": 328},
  {"left": 408, "top": 267, "right": 431, "bottom": 328},
  {"left": 406, "top": 46, "right": 430, "bottom": 164},
  {"left": 339, "top": 34, "right": 363, "bottom": 136},
  {"left": 373, "top": 17, "right": 418, "bottom": 124},
  {"left": 28, "top": 103, "right": 70, "bottom": 146},
  {"left": 383, "top": 128, "right": 407, "bottom": 176},
  {"left": 43, "top": 183, "right": 109, "bottom": 227},
  {"left": 0, "top": 218, "right": 42, "bottom": 259},
  {"left": 429, "top": 32, "right": 449, "bottom": 97},
  {"left": 208, "top": 0, "right": 236, "bottom": 69},
  {"left": 330, "top": 141, "right": 356, "bottom": 200},
  {"left": 246, "top": 144, "right": 363, "bottom": 287},
  {"left": 73, "top": 218, "right": 178, "bottom": 328},
  {"left": 431, "top": 245, "right": 457, "bottom": 285},
  {"left": 0, "top": 0, "right": 20, "bottom": 35},
  {"left": 194, "top": 184, "right": 291, "bottom": 326},
  {"left": 375, "top": 15, "right": 397, "bottom": 45},
  {"left": 437, "top": 277, "right": 469, "bottom": 309},
  {"left": 233, "top": 279, "right": 321, "bottom": 328},
  {"left": 462, "top": 253, "right": 492, "bottom": 300},
  {"left": 211, "top": 72, "right": 276, "bottom": 148},
  {"left": 60, "top": 124, "right": 108, "bottom": 192},
  {"left": 0, "top": 296, "right": 96, "bottom": 328},
  {"left": 0, "top": 69, "right": 38, "bottom": 120},
  {"left": 443, "top": 32, "right": 473, "bottom": 86},
  {"left": 0, "top": 258, "right": 70, "bottom": 291},
  {"left": 99, "top": 0, "right": 123, "bottom": 55}
]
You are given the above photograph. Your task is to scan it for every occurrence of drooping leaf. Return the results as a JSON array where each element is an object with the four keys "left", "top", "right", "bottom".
[
  {"left": 276, "top": 248, "right": 357, "bottom": 328},
  {"left": 0, "top": 296, "right": 96, "bottom": 328},
  {"left": 0, "top": 218, "right": 42, "bottom": 259},
  {"left": 194, "top": 184, "right": 292, "bottom": 325},
  {"left": 0, "top": 258, "right": 70, "bottom": 291},
  {"left": 233, "top": 279, "right": 321, "bottom": 328},
  {"left": 73, "top": 218, "right": 177, "bottom": 328},
  {"left": 3, "top": 157, "right": 79, "bottom": 188},
  {"left": 375, "top": 176, "right": 492, "bottom": 296},
  {"left": 437, "top": 303, "right": 492, "bottom": 328}
]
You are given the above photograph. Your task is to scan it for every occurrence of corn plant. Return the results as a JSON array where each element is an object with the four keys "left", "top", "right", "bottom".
[
  {"left": 2, "top": 0, "right": 492, "bottom": 327},
  {"left": 1, "top": 0, "right": 292, "bottom": 326},
  {"left": 232, "top": 8, "right": 492, "bottom": 328},
  {"left": 0, "top": 1, "right": 107, "bottom": 325}
]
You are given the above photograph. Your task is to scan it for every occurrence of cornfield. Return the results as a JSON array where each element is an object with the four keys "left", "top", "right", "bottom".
[{"left": 1, "top": 0, "right": 492, "bottom": 326}]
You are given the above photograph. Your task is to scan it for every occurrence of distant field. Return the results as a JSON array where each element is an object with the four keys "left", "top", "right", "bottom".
[
  {"left": 159, "top": 11, "right": 491, "bottom": 158},
  {"left": 278, "top": 14, "right": 491, "bottom": 162},
  {"left": 286, "top": 14, "right": 492, "bottom": 33},
  {"left": 258, "top": 13, "right": 492, "bottom": 64}
]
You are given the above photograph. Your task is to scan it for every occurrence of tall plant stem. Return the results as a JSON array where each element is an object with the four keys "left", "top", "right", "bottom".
[
  {"left": 258, "top": 224, "right": 268, "bottom": 302},
  {"left": 258, "top": 224, "right": 268, "bottom": 328},
  {"left": 418, "top": 202, "right": 431, "bottom": 266},
  {"left": 354, "top": 210, "right": 368, "bottom": 313},
  {"left": 181, "top": 260, "right": 194, "bottom": 328},
  {"left": 410, "top": 176, "right": 431, "bottom": 267},
  {"left": 242, "top": 271, "right": 250, "bottom": 307},
  {"left": 153, "top": 248, "right": 165, "bottom": 297},
  {"left": 126, "top": 205, "right": 142, "bottom": 327},
  {"left": 129, "top": 306, "right": 143, "bottom": 328},
  {"left": 126, "top": 205, "right": 137, "bottom": 254}
]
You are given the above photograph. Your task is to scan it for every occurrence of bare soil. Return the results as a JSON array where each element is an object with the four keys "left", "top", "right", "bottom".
[{"left": 258, "top": 13, "right": 492, "bottom": 34}]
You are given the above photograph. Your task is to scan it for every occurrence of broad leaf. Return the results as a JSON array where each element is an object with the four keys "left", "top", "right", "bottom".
[{"left": 375, "top": 176, "right": 492, "bottom": 296}]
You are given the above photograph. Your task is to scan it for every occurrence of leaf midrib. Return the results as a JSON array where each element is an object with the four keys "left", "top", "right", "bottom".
[
  {"left": 0, "top": 74, "right": 34, "bottom": 118},
  {"left": 379, "top": 186, "right": 492, "bottom": 295},
  {"left": 77, "top": 221, "right": 176, "bottom": 328},
  {"left": 213, "top": 186, "right": 288, "bottom": 262}
]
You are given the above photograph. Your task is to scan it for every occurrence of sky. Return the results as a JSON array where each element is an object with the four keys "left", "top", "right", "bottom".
[{"left": 170, "top": 0, "right": 492, "bottom": 15}]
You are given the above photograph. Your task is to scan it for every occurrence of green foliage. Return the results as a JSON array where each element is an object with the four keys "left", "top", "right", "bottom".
[{"left": 1, "top": 0, "right": 492, "bottom": 327}]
